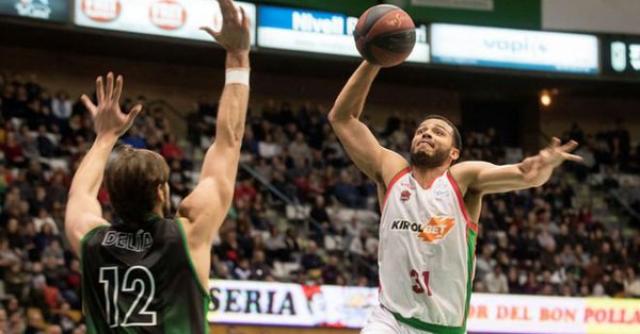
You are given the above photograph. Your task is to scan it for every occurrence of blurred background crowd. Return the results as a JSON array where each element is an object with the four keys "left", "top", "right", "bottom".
[{"left": 0, "top": 72, "right": 639, "bottom": 332}]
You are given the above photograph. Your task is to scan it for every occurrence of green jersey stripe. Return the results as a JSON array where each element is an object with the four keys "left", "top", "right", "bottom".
[
  {"left": 391, "top": 311, "right": 466, "bottom": 334},
  {"left": 463, "top": 228, "right": 478, "bottom": 329}
]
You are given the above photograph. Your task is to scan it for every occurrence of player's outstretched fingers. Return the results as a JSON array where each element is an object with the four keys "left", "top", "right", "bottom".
[
  {"left": 121, "top": 104, "right": 143, "bottom": 134},
  {"left": 219, "top": 0, "right": 238, "bottom": 23},
  {"left": 96, "top": 76, "right": 105, "bottom": 104},
  {"left": 563, "top": 153, "right": 584, "bottom": 163},
  {"left": 113, "top": 75, "right": 124, "bottom": 103},
  {"left": 560, "top": 140, "right": 579, "bottom": 152},
  {"left": 106, "top": 72, "right": 114, "bottom": 101},
  {"left": 201, "top": 26, "right": 220, "bottom": 39},
  {"left": 240, "top": 6, "right": 249, "bottom": 27},
  {"left": 81, "top": 94, "right": 97, "bottom": 118}
]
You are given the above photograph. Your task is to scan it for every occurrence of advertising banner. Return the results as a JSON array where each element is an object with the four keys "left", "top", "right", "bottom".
[
  {"left": 602, "top": 37, "right": 640, "bottom": 78},
  {"left": 430, "top": 23, "right": 599, "bottom": 74},
  {"left": 583, "top": 298, "right": 640, "bottom": 334},
  {"left": 257, "top": 5, "right": 430, "bottom": 63},
  {"left": 208, "top": 280, "right": 378, "bottom": 328},
  {"left": 542, "top": 0, "right": 640, "bottom": 35},
  {"left": 74, "top": 0, "right": 256, "bottom": 45},
  {"left": 468, "top": 295, "right": 640, "bottom": 334},
  {"left": 255, "top": 0, "right": 376, "bottom": 17},
  {"left": 387, "top": 0, "right": 542, "bottom": 30},
  {"left": 208, "top": 280, "right": 640, "bottom": 333},
  {"left": 468, "top": 293, "right": 586, "bottom": 334},
  {"left": 0, "top": 0, "right": 69, "bottom": 22}
]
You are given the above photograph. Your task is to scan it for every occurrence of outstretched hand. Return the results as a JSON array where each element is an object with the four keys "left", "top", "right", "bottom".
[
  {"left": 201, "top": 0, "right": 250, "bottom": 54},
  {"left": 520, "top": 137, "right": 584, "bottom": 183},
  {"left": 81, "top": 72, "right": 142, "bottom": 139}
]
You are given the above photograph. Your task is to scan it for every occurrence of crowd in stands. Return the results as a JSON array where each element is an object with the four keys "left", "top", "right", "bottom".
[
  {"left": 1, "top": 72, "right": 639, "bottom": 331},
  {"left": 0, "top": 73, "right": 180, "bottom": 333}
]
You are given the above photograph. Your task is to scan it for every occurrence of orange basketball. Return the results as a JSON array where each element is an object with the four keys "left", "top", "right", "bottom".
[{"left": 353, "top": 4, "right": 416, "bottom": 67}]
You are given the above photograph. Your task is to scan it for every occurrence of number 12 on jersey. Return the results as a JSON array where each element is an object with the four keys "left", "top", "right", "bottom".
[
  {"left": 410, "top": 269, "right": 432, "bottom": 296},
  {"left": 99, "top": 266, "right": 157, "bottom": 327}
]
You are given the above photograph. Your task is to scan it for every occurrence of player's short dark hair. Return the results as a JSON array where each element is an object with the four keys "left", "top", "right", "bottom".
[
  {"left": 105, "top": 146, "right": 169, "bottom": 223},
  {"left": 419, "top": 115, "right": 463, "bottom": 150}
]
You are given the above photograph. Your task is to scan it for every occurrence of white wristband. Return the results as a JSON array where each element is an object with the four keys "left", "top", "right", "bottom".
[{"left": 225, "top": 68, "right": 250, "bottom": 86}]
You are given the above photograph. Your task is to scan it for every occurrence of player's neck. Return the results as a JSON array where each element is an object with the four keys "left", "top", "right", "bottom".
[
  {"left": 411, "top": 165, "right": 448, "bottom": 188},
  {"left": 152, "top": 205, "right": 165, "bottom": 219}
]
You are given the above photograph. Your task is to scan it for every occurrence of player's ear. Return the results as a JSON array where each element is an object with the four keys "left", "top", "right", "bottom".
[
  {"left": 156, "top": 184, "right": 166, "bottom": 203},
  {"left": 450, "top": 147, "right": 460, "bottom": 161}
]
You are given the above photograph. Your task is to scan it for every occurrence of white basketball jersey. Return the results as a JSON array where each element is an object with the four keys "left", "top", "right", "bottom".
[{"left": 378, "top": 168, "right": 478, "bottom": 334}]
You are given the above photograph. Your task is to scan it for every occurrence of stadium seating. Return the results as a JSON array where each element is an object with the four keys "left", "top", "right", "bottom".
[{"left": 1, "top": 72, "right": 639, "bottom": 331}]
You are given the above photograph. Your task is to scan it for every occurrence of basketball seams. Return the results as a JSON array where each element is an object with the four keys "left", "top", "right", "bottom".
[
  {"left": 354, "top": 10, "right": 369, "bottom": 37},
  {"left": 357, "top": 4, "right": 399, "bottom": 38},
  {"left": 370, "top": 29, "right": 417, "bottom": 53},
  {"left": 361, "top": 44, "right": 379, "bottom": 65},
  {"left": 364, "top": 9, "right": 414, "bottom": 42},
  {"left": 369, "top": 45, "right": 404, "bottom": 67}
]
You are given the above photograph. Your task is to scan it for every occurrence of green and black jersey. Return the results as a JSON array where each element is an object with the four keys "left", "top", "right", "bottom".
[{"left": 80, "top": 216, "right": 210, "bottom": 333}]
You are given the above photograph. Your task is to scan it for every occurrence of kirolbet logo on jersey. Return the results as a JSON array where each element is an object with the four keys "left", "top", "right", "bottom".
[
  {"left": 418, "top": 216, "right": 455, "bottom": 243},
  {"left": 82, "top": 0, "right": 121, "bottom": 22},
  {"left": 149, "top": 0, "right": 187, "bottom": 30},
  {"left": 391, "top": 220, "right": 422, "bottom": 232},
  {"left": 391, "top": 216, "right": 455, "bottom": 243}
]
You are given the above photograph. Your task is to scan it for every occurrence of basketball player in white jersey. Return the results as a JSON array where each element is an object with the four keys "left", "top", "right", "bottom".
[{"left": 328, "top": 61, "right": 583, "bottom": 334}]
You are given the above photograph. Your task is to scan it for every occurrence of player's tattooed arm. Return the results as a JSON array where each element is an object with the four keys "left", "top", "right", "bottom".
[{"left": 451, "top": 137, "right": 583, "bottom": 195}]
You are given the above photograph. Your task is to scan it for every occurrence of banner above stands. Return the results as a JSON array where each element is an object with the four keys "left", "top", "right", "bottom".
[
  {"left": 542, "top": 0, "right": 640, "bottom": 36},
  {"left": 256, "top": 0, "right": 376, "bottom": 18},
  {"left": 73, "top": 0, "right": 256, "bottom": 45},
  {"left": 29, "top": 1, "right": 635, "bottom": 80},
  {"left": 387, "top": 0, "right": 542, "bottom": 30},
  {"left": 602, "top": 36, "right": 640, "bottom": 78},
  {"left": 256, "top": 5, "right": 430, "bottom": 64},
  {"left": 0, "top": 0, "right": 69, "bottom": 23},
  {"left": 430, "top": 23, "right": 599, "bottom": 74},
  {"left": 208, "top": 280, "right": 640, "bottom": 333}
]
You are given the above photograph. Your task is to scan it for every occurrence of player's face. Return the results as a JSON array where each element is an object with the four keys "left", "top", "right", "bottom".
[{"left": 410, "top": 119, "right": 458, "bottom": 168}]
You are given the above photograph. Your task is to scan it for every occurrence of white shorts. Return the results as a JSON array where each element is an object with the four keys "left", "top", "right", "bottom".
[{"left": 361, "top": 305, "right": 435, "bottom": 334}]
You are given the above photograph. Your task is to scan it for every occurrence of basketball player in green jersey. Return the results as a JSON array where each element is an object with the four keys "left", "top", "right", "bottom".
[
  {"left": 328, "top": 61, "right": 583, "bottom": 334},
  {"left": 64, "top": 0, "right": 250, "bottom": 332}
]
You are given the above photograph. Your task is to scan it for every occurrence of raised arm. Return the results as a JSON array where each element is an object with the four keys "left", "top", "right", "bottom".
[
  {"left": 177, "top": 0, "right": 250, "bottom": 248},
  {"left": 451, "top": 137, "right": 583, "bottom": 195},
  {"left": 328, "top": 61, "right": 406, "bottom": 187},
  {"left": 65, "top": 73, "right": 142, "bottom": 256}
]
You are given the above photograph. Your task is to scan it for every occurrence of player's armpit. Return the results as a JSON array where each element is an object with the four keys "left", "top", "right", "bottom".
[{"left": 177, "top": 175, "right": 231, "bottom": 247}]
